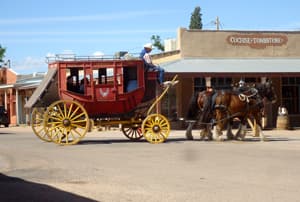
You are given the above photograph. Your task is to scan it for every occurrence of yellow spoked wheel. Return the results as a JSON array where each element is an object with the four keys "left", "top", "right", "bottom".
[
  {"left": 44, "top": 100, "right": 89, "bottom": 145},
  {"left": 31, "top": 107, "right": 51, "bottom": 142},
  {"left": 121, "top": 123, "right": 143, "bottom": 141},
  {"left": 142, "top": 114, "right": 170, "bottom": 144}
]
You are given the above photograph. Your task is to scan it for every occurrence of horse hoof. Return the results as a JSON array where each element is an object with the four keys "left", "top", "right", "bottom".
[
  {"left": 186, "top": 135, "right": 194, "bottom": 140},
  {"left": 260, "top": 137, "right": 267, "bottom": 142}
]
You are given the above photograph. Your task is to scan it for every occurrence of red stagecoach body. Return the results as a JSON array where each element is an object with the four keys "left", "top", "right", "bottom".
[{"left": 49, "top": 59, "right": 157, "bottom": 117}]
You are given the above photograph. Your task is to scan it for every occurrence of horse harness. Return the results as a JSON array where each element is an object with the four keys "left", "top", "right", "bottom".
[{"left": 213, "top": 88, "right": 263, "bottom": 122}]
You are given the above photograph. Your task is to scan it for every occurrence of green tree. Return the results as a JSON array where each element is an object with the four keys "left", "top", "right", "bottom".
[
  {"left": 0, "top": 45, "right": 6, "bottom": 62},
  {"left": 189, "top": 6, "right": 203, "bottom": 29},
  {"left": 151, "top": 35, "right": 165, "bottom": 51}
]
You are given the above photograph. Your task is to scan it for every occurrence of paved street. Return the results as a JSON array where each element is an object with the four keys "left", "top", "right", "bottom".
[{"left": 1, "top": 126, "right": 300, "bottom": 202}]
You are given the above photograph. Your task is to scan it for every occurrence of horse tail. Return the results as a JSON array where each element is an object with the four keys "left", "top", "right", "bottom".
[{"left": 186, "top": 92, "right": 200, "bottom": 120}]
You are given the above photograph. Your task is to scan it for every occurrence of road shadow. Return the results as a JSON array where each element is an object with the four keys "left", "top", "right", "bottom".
[
  {"left": 77, "top": 136, "right": 297, "bottom": 145},
  {"left": 78, "top": 137, "right": 187, "bottom": 145},
  {"left": 0, "top": 132, "right": 16, "bottom": 135},
  {"left": 241, "top": 137, "right": 292, "bottom": 142},
  {"left": 0, "top": 173, "right": 97, "bottom": 202}
]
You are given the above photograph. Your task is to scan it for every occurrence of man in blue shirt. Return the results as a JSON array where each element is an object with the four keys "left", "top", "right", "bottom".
[{"left": 140, "top": 43, "right": 165, "bottom": 85}]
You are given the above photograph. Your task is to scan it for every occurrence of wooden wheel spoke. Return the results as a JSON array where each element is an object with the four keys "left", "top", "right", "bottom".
[
  {"left": 47, "top": 124, "right": 63, "bottom": 133},
  {"left": 131, "top": 131, "right": 136, "bottom": 138},
  {"left": 160, "top": 123, "right": 169, "bottom": 128},
  {"left": 71, "top": 123, "right": 86, "bottom": 129},
  {"left": 51, "top": 110, "right": 64, "bottom": 120},
  {"left": 56, "top": 104, "right": 65, "bottom": 118},
  {"left": 67, "top": 103, "right": 74, "bottom": 117},
  {"left": 47, "top": 121, "right": 63, "bottom": 126},
  {"left": 158, "top": 119, "right": 166, "bottom": 125},
  {"left": 73, "top": 128, "right": 84, "bottom": 137},
  {"left": 34, "top": 117, "right": 44, "bottom": 122},
  {"left": 144, "top": 122, "right": 152, "bottom": 128},
  {"left": 48, "top": 115, "right": 63, "bottom": 122},
  {"left": 36, "top": 127, "right": 44, "bottom": 134},
  {"left": 71, "top": 119, "right": 87, "bottom": 124},
  {"left": 67, "top": 130, "right": 75, "bottom": 140},
  {"left": 71, "top": 112, "right": 85, "bottom": 121},
  {"left": 48, "top": 127, "right": 61, "bottom": 139},
  {"left": 33, "top": 122, "right": 43, "bottom": 127},
  {"left": 159, "top": 132, "right": 167, "bottom": 139},
  {"left": 69, "top": 106, "right": 80, "bottom": 119},
  {"left": 63, "top": 103, "right": 67, "bottom": 117}
]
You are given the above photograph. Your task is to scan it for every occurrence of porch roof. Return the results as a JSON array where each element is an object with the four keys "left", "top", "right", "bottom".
[{"left": 160, "top": 58, "right": 300, "bottom": 74}]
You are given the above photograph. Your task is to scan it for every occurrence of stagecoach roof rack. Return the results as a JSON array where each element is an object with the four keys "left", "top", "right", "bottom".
[{"left": 45, "top": 52, "right": 140, "bottom": 63}]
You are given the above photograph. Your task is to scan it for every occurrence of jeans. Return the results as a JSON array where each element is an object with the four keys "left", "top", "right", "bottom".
[{"left": 146, "top": 64, "right": 165, "bottom": 84}]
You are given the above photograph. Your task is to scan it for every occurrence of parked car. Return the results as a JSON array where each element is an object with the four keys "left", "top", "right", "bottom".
[{"left": 0, "top": 106, "right": 9, "bottom": 127}]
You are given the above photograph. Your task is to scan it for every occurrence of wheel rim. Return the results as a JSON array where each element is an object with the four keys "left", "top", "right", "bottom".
[
  {"left": 31, "top": 107, "right": 51, "bottom": 142},
  {"left": 142, "top": 114, "right": 170, "bottom": 144},
  {"left": 44, "top": 100, "right": 89, "bottom": 145},
  {"left": 122, "top": 124, "right": 143, "bottom": 141}
]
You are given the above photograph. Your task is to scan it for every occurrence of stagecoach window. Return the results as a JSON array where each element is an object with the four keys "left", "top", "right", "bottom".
[
  {"left": 282, "top": 77, "right": 300, "bottom": 114},
  {"left": 123, "top": 66, "right": 138, "bottom": 92},
  {"left": 92, "top": 68, "right": 114, "bottom": 85},
  {"left": 66, "top": 67, "right": 83, "bottom": 93}
]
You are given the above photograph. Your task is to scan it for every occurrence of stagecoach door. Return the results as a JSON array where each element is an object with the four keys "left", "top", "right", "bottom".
[{"left": 92, "top": 67, "right": 117, "bottom": 101}]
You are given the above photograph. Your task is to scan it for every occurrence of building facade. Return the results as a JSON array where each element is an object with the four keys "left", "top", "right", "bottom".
[
  {"left": 156, "top": 28, "right": 300, "bottom": 128},
  {"left": 0, "top": 67, "right": 44, "bottom": 126}
]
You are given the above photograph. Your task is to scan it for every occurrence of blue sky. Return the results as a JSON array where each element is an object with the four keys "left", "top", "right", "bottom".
[{"left": 1, "top": 0, "right": 300, "bottom": 74}]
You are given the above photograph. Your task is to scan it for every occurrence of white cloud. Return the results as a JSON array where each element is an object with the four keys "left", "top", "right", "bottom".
[
  {"left": 13, "top": 57, "right": 47, "bottom": 74},
  {"left": 93, "top": 51, "right": 104, "bottom": 57}
]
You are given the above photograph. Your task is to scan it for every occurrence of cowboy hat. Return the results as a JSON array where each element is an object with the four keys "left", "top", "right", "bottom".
[{"left": 144, "top": 43, "right": 153, "bottom": 49}]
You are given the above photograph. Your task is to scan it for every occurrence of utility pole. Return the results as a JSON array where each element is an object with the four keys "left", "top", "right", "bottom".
[{"left": 215, "top": 16, "right": 220, "bottom": 30}]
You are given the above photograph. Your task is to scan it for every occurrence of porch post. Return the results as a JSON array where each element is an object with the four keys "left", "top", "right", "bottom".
[
  {"left": 4, "top": 90, "right": 7, "bottom": 110},
  {"left": 16, "top": 89, "right": 19, "bottom": 125}
]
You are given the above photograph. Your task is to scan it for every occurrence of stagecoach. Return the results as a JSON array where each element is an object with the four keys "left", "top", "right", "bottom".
[{"left": 25, "top": 55, "right": 178, "bottom": 145}]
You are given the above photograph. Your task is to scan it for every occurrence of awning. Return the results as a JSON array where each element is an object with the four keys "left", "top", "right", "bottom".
[
  {"left": 160, "top": 58, "right": 300, "bottom": 74},
  {"left": 0, "top": 84, "right": 14, "bottom": 89}
]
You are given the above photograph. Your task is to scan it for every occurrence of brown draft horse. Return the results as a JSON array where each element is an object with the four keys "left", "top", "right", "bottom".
[
  {"left": 185, "top": 90, "right": 215, "bottom": 140},
  {"left": 185, "top": 80, "right": 277, "bottom": 141},
  {"left": 211, "top": 81, "right": 277, "bottom": 141}
]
